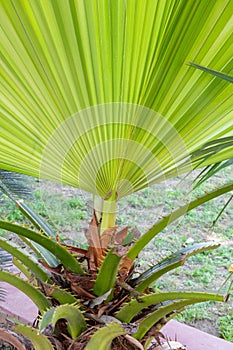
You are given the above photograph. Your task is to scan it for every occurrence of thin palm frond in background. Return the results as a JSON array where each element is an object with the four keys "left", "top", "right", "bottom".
[{"left": 0, "top": 170, "right": 31, "bottom": 201}]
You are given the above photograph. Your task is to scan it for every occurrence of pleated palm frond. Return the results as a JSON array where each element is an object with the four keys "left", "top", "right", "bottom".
[
  {"left": 0, "top": 248, "right": 12, "bottom": 271},
  {"left": 0, "top": 248, "right": 12, "bottom": 303},
  {"left": 0, "top": 170, "right": 31, "bottom": 200},
  {"left": 0, "top": 0, "right": 232, "bottom": 200}
]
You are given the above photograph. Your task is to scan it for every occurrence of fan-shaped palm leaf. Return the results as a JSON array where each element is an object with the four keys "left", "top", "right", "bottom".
[{"left": 0, "top": 0, "right": 232, "bottom": 204}]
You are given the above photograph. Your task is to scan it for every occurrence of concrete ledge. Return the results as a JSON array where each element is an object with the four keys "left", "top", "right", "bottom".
[
  {"left": 0, "top": 281, "right": 37, "bottom": 324},
  {"left": 163, "top": 319, "right": 233, "bottom": 350}
]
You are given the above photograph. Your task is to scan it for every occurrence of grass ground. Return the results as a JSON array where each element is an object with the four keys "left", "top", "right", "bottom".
[{"left": 0, "top": 167, "right": 232, "bottom": 341}]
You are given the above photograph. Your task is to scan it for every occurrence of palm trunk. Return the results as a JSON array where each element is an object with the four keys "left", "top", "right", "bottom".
[{"left": 93, "top": 194, "right": 117, "bottom": 233}]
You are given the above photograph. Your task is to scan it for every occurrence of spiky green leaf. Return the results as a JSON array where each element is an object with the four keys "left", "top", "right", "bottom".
[
  {"left": 14, "top": 324, "right": 54, "bottom": 350},
  {"left": 133, "top": 294, "right": 225, "bottom": 340},
  {"left": 85, "top": 323, "right": 126, "bottom": 350},
  {"left": 116, "top": 291, "right": 225, "bottom": 323},
  {"left": 43, "top": 283, "right": 77, "bottom": 305},
  {"left": 127, "top": 182, "right": 233, "bottom": 260},
  {"left": 0, "top": 237, "right": 50, "bottom": 282},
  {"left": 0, "top": 221, "right": 85, "bottom": 274},
  {"left": 39, "top": 304, "right": 86, "bottom": 339},
  {"left": 133, "top": 242, "right": 220, "bottom": 292},
  {"left": 13, "top": 257, "right": 32, "bottom": 280},
  {"left": 93, "top": 247, "right": 122, "bottom": 297},
  {"left": 0, "top": 269, "right": 50, "bottom": 312}
]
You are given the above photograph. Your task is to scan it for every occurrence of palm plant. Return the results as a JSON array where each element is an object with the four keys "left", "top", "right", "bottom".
[
  {"left": 0, "top": 0, "right": 232, "bottom": 348},
  {"left": 0, "top": 181, "right": 231, "bottom": 349}
]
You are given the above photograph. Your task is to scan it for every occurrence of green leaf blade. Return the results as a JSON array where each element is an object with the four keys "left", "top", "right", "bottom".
[
  {"left": 93, "top": 248, "right": 122, "bottom": 297},
  {"left": 127, "top": 182, "right": 233, "bottom": 260},
  {"left": 188, "top": 62, "right": 233, "bottom": 83},
  {"left": 39, "top": 304, "right": 86, "bottom": 339},
  {"left": 134, "top": 293, "right": 225, "bottom": 340},
  {"left": 0, "top": 270, "right": 50, "bottom": 312},
  {"left": 85, "top": 323, "right": 126, "bottom": 350},
  {"left": 116, "top": 291, "right": 225, "bottom": 323},
  {"left": 0, "top": 237, "right": 50, "bottom": 283},
  {"left": 134, "top": 242, "right": 220, "bottom": 292},
  {"left": 14, "top": 324, "right": 54, "bottom": 350},
  {"left": 0, "top": 221, "right": 85, "bottom": 275}
]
